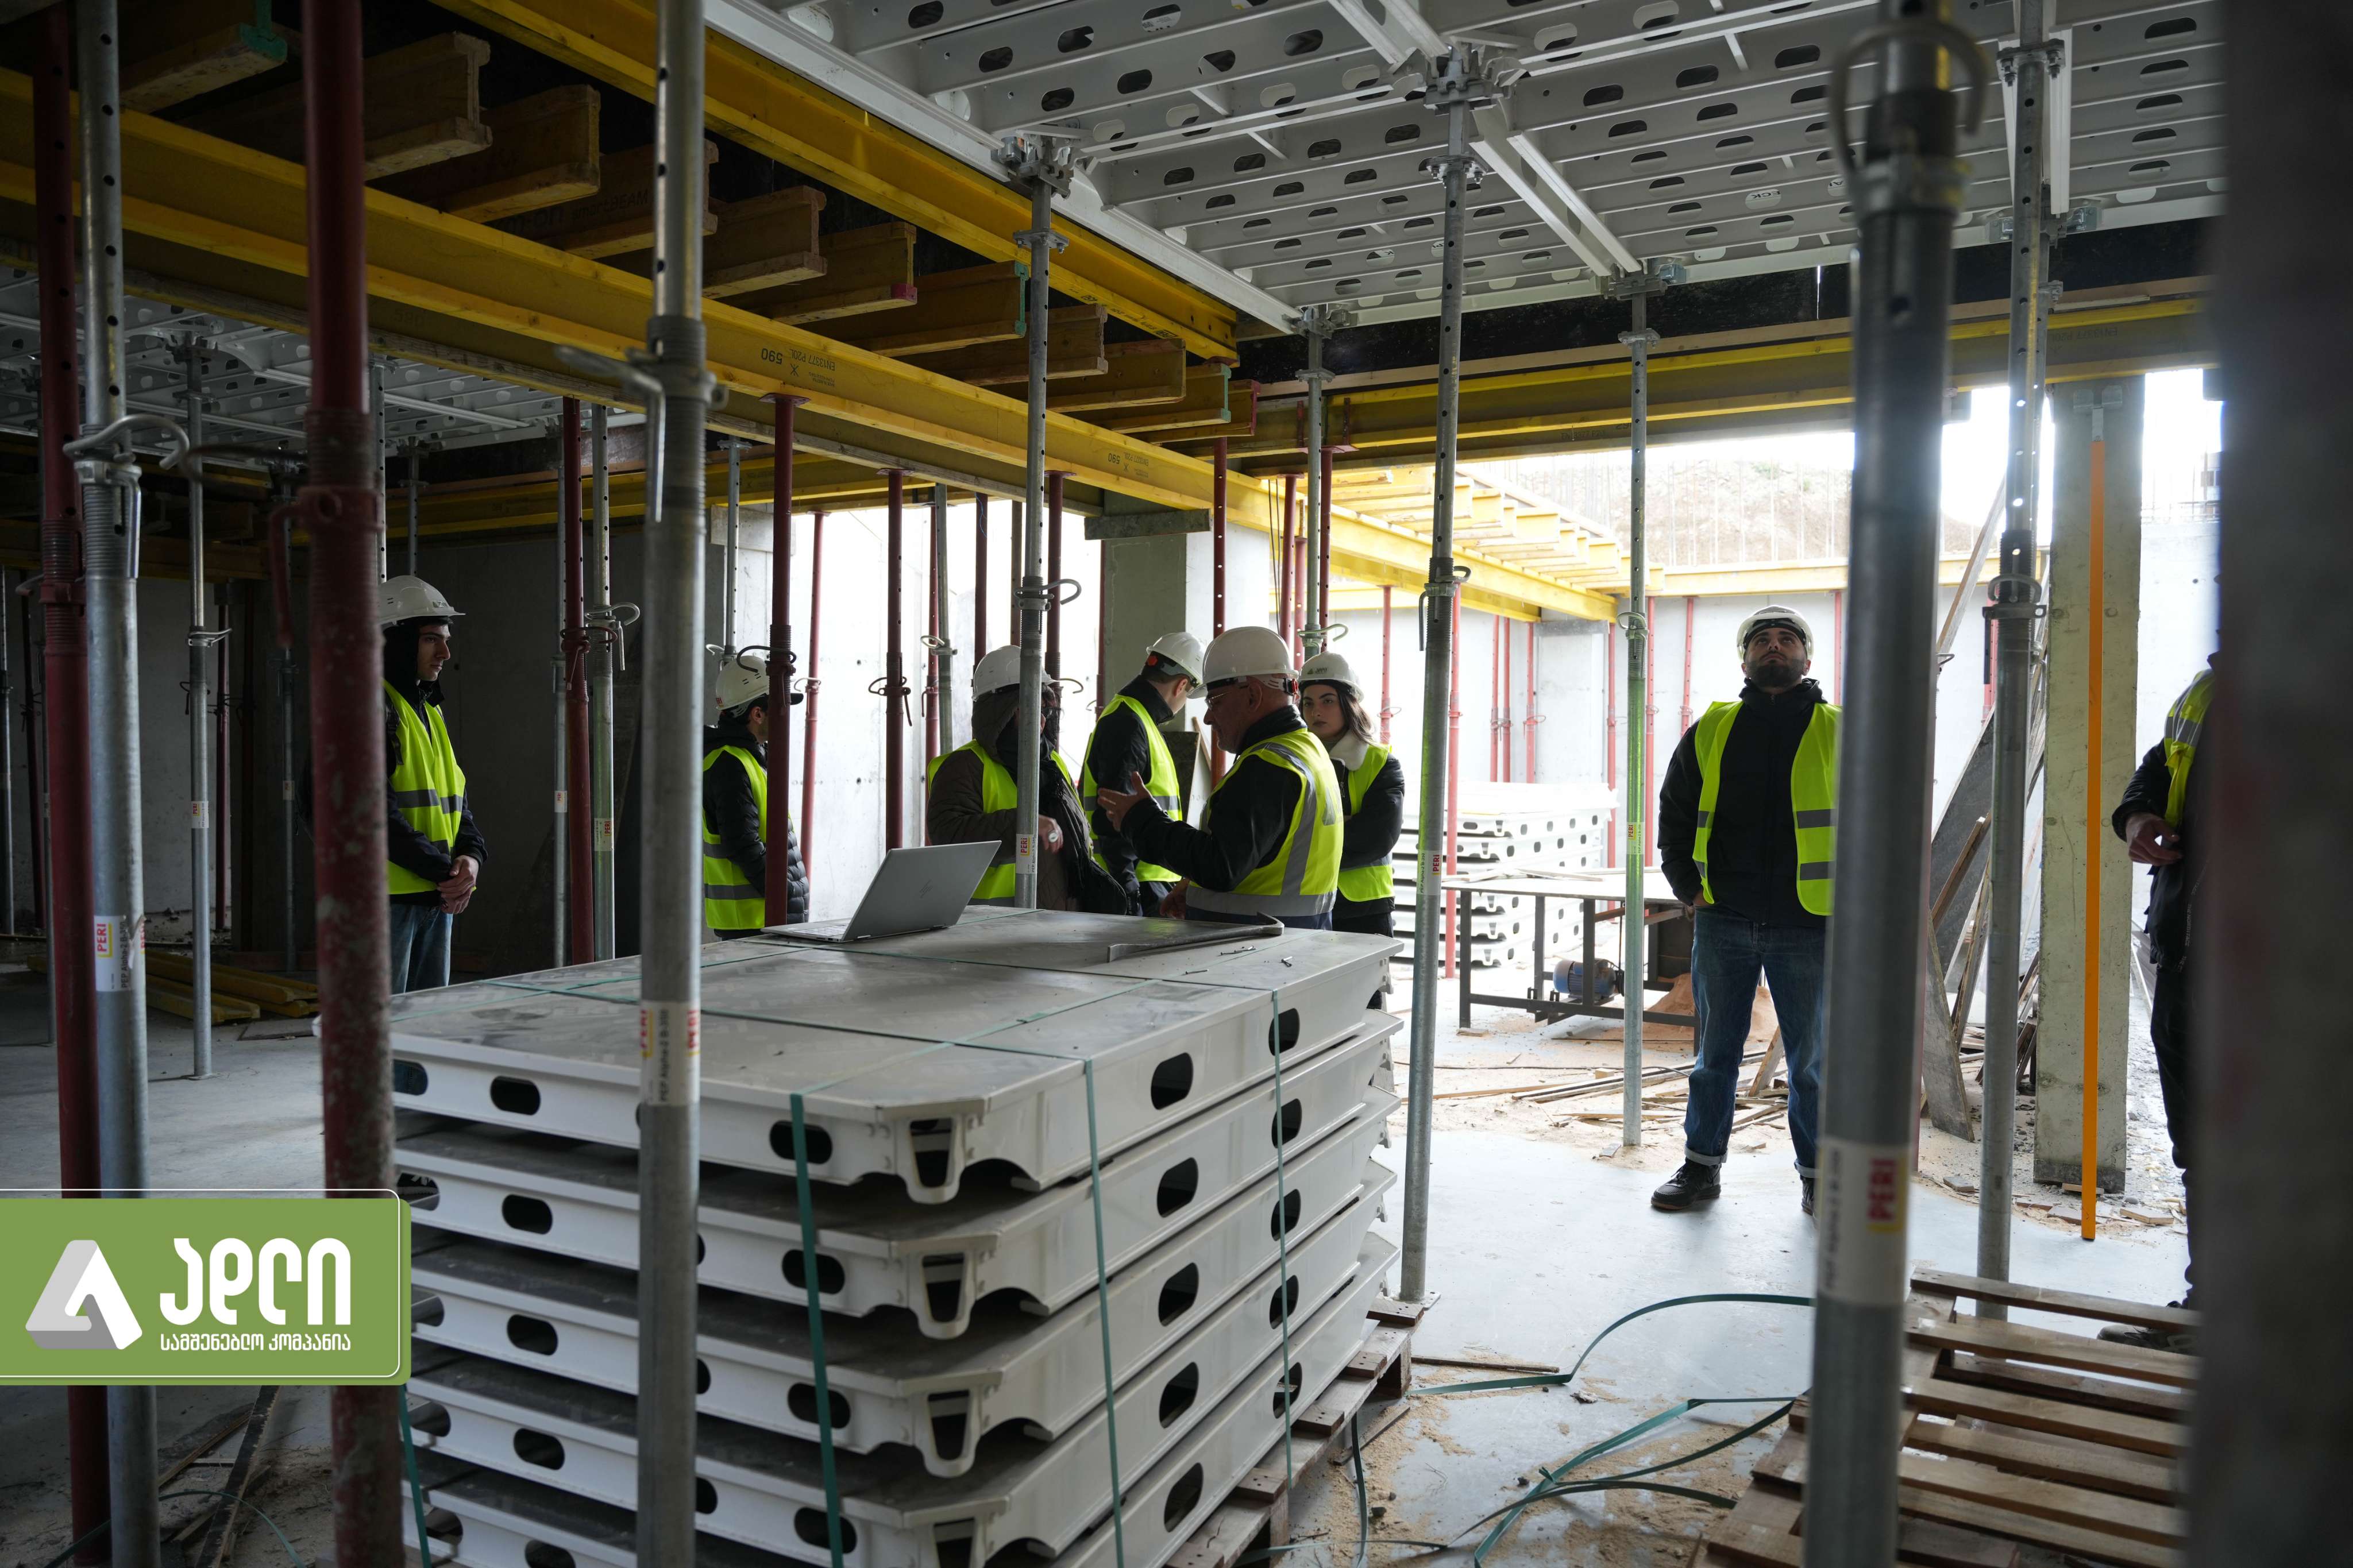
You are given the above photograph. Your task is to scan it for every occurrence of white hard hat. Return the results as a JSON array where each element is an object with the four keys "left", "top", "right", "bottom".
[
  {"left": 1299, "top": 650, "right": 1361, "bottom": 698},
  {"left": 714, "top": 651, "right": 770, "bottom": 713},
  {"left": 1735, "top": 604, "right": 1814, "bottom": 658},
  {"left": 1203, "top": 625, "right": 1294, "bottom": 686},
  {"left": 972, "top": 643, "right": 1024, "bottom": 697},
  {"left": 378, "top": 574, "right": 461, "bottom": 629},
  {"left": 1142, "top": 631, "right": 1205, "bottom": 686}
]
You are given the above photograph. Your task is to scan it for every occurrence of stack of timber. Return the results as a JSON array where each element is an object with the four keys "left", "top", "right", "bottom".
[
  {"left": 1397, "top": 782, "right": 1616, "bottom": 970},
  {"left": 1702, "top": 1269, "right": 2192, "bottom": 1568},
  {"left": 398, "top": 909, "right": 1409, "bottom": 1567},
  {"left": 23, "top": 950, "right": 315, "bottom": 1025}
]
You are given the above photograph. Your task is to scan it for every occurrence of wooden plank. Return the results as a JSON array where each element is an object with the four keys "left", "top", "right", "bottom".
[
  {"left": 604, "top": 187, "right": 828, "bottom": 298},
  {"left": 1163, "top": 379, "right": 1259, "bottom": 443},
  {"left": 1048, "top": 339, "right": 1189, "bottom": 412},
  {"left": 1908, "top": 1315, "right": 2194, "bottom": 1389},
  {"left": 1942, "top": 1353, "right": 2190, "bottom": 1423},
  {"left": 145, "top": 951, "right": 319, "bottom": 1013},
  {"left": 118, "top": 0, "right": 290, "bottom": 113},
  {"left": 734, "top": 223, "right": 919, "bottom": 323},
  {"left": 496, "top": 141, "right": 720, "bottom": 258},
  {"left": 1102, "top": 364, "right": 1233, "bottom": 434},
  {"left": 1907, "top": 1376, "right": 2185, "bottom": 1458},
  {"left": 1896, "top": 1452, "right": 2180, "bottom": 1547},
  {"left": 1910, "top": 1271, "right": 2197, "bottom": 1334},
  {"left": 1758, "top": 1443, "right": 2173, "bottom": 1565},
  {"left": 377, "top": 86, "right": 601, "bottom": 222},
  {"left": 148, "top": 977, "right": 261, "bottom": 1024},
  {"left": 900, "top": 305, "right": 1108, "bottom": 384},
  {"left": 822, "top": 260, "right": 1026, "bottom": 356},
  {"left": 1902, "top": 1416, "right": 2180, "bottom": 1505},
  {"left": 180, "top": 34, "right": 495, "bottom": 178},
  {"left": 1705, "top": 1513, "right": 2019, "bottom": 1568}
]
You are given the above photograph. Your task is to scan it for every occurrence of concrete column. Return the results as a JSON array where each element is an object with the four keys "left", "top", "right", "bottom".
[
  {"left": 1092, "top": 503, "right": 1272, "bottom": 681},
  {"left": 2034, "top": 374, "right": 2143, "bottom": 1193}
]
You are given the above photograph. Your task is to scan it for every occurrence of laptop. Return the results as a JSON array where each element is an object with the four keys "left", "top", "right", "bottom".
[{"left": 770, "top": 840, "right": 1002, "bottom": 944}]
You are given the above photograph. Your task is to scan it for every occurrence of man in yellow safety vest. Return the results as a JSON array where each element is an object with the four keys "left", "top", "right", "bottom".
[
  {"left": 1081, "top": 631, "right": 1203, "bottom": 916},
  {"left": 1098, "top": 626, "right": 1342, "bottom": 930},
  {"left": 1653, "top": 604, "right": 1839, "bottom": 1216},
  {"left": 377, "top": 576, "right": 489, "bottom": 992},
  {"left": 2100, "top": 653, "right": 2215, "bottom": 1343},
  {"left": 701, "top": 651, "right": 809, "bottom": 938}
]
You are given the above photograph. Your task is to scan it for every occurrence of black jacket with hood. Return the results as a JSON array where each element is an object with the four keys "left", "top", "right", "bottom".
[
  {"left": 1657, "top": 678, "right": 1829, "bottom": 929},
  {"left": 702, "top": 713, "right": 809, "bottom": 930},
  {"left": 927, "top": 683, "right": 1129, "bottom": 914}
]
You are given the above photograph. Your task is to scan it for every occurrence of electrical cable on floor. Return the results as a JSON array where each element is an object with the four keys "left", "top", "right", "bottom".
[{"left": 36, "top": 1489, "right": 310, "bottom": 1568}]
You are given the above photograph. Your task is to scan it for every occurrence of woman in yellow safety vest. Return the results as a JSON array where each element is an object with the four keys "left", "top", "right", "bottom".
[
  {"left": 701, "top": 651, "right": 809, "bottom": 938},
  {"left": 1098, "top": 627, "right": 1343, "bottom": 930},
  {"left": 1299, "top": 650, "right": 1405, "bottom": 940}
]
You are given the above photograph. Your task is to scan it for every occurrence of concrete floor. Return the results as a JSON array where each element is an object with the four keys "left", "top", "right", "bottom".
[{"left": 0, "top": 967, "right": 2189, "bottom": 1567}]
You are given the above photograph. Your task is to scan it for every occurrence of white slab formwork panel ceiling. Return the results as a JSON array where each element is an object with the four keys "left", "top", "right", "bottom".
[
  {"left": 396, "top": 912, "right": 1403, "bottom": 1568},
  {"left": 713, "top": 0, "right": 2222, "bottom": 330}
]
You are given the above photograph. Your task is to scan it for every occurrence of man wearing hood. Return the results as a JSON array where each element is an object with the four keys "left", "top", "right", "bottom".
[
  {"left": 703, "top": 651, "right": 810, "bottom": 937},
  {"left": 372, "top": 576, "right": 490, "bottom": 992},
  {"left": 927, "top": 644, "right": 1123, "bottom": 911}
]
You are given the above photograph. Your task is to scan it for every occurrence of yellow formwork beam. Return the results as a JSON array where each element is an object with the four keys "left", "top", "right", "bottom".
[{"left": 434, "top": 0, "right": 1240, "bottom": 362}]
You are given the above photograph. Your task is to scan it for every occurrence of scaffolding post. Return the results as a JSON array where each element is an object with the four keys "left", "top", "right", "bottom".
[
  {"left": 561, "top": 399, "right": 595, "bottom": 964},
  {"left": 1803, "top": 11, "right": 1982, "bottom": 1565},
  {"left": 0, "top": 570, "right": 11, "bottom": 939},
  {"left": 405, "top": 440, "right": 422, "bottom": 577},
  {"left": 588, "top": 404, "right": 618, "bottom": 960},
  {"left": 637, "top": 0, "right": 716, "bottom": 1551},
  {"left": 723, "top": 437, "right": 743, "bottom": 654},
  {"left": 35, "top": 5, "right": 110, "bottom": 1552},
  {"left": 551, "top": 450, "right": 569, "bottom": 969},
  {"left": 1978, "top": 0, "right": 2058, "bottom": 1312},
  {"left": 1299, "top": 312, "right": 1331, "bottom": 661},
  {"left": 996, "top": 134, "right": 1074, "bottom": 912},
  {"left": 183, "top": 341, "right": 218, "bottom": 1079},
  {"left": 1617, "top": 277, "right": 1661, "bottom": 1145},
  {"left": 883, "top": 470, "right": 909, "bottom": 849},
  {"left": 766, "top": 395, "right": 804, "bottom": 926},
  {"left": 1401, "top": 46, "right": 1499, "bottom": 1304},
  {"left": 931, "top": 483, "right": 956, "bottom": 759},
  {"left": 801, "top": 512, "right": 826, "bottom": 888},
  {"left": 973, "top": 495, "right": 988, "bottom": 654}
]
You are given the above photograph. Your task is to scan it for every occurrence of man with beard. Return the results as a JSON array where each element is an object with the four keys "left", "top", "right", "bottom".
[
  {"left": 701, "top": 651, "right": 809, "bottom": 937},
  {"left": 1080, "top": 631, "right": 1203, "bottom": 916},
  {"left": 927, "top": 644, "right": 1124, "bottom": 910},
  {"left": 1650, "top": 605, "right": 1839, "bottom": 1215}
]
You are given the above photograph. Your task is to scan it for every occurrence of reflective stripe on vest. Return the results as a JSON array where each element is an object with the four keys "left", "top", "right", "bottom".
[
  {"left": 1081, "top": 693, "right": 1183, "bottom": 885},
  {"left": 2162, "top": 669, "right": 2213, "bottom": 828},
  {"left": 701, "top": 744, "right": 769, "bottom": 932},
  {"left": 1335, "top": 743, "right": 1397, "bottom": 906},
  {"left": 384, "top": 679, "right": 467, "bottom": 897},
  {"left": 925, "top": 742, "right": 1074, "bottom": 904},
  {"left": 1187, "top": 726, "right": 1343, "bottom": 918},
  {"left": 1689, "top": 697, "right": 1841, "bottom": 917}
]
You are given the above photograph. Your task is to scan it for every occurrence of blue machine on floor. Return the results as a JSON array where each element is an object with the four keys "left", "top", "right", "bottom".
[{"left": 1550, "top": 957, "right": 1620, "bottom": 1005}]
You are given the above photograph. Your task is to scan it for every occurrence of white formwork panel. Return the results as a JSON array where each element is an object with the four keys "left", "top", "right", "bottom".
[
  {"left": 398, "top": 1020, "right": 1397, "bottom": 1338},
  {"left": 388, "top": 928, "right": 1391, "bottom": 1203},
  {"left": 406, "top": 1238, "right": 1394, "bottom": 1568},
  {"left": 765, "top": 912, "right": 1397, "bottom": 1056},
  {"left": 410, "top": 1140, "right": 1394, "bottom": 1477}
]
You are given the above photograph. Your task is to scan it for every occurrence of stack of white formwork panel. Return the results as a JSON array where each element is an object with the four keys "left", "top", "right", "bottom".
[
  {"left": 394, "top": 909, "right": 1401, "bottom": 1568},
  {"left": 1395, "top": 782, "right": 1615, "bottom": 970}
]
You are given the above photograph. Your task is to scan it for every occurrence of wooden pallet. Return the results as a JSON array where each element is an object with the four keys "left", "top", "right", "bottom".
[
  {"left": 1701, "top": 1271, "right": 2192, "bottom": 1568},
  {"left": 1168, "top": 1296, "right": 1425, "bottom": 1568}
]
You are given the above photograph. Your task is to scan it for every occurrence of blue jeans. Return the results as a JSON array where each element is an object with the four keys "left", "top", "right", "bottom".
[
  {"left": 1682, "top": 909, "right": 1824, "bottom": 1176},
  {"left": 388, "top": 903, "right": 453, "bottom": 994}
]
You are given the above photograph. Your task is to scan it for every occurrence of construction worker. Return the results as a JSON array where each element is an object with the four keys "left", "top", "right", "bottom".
[
  {"left": 927, "top": 645, "right": 1123, "bottom": 910},
  {"left": 1081, "top": 632, "right": 1204, "bottom": 915},
  {"left": 1098, "top": 625, "right": 1342, "bottom": 930},
  {"left": 1299, "top": 650, "right": 1405, "bottom": 940},
  {"left": 2101, "top": 653, "right": 2215, "bottom": 1345},
  {"left": 1651, "top": 605, "right": 1839, "bottom": 1216},
  {"left": 702, "top": 651, "right": 809, "bottom": 938},
  {"left": 377, "top": 576, "right": 488, "bottom": 993}
]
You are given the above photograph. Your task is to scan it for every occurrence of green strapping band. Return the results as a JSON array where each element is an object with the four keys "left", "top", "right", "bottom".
[{"left": 400, "top": 1388, "right": 436, "bottom": 1563}]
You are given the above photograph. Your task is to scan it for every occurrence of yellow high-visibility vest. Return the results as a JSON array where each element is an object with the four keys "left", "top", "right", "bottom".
[
  {"left": 1187, "top": 726, "right": 1342, "bottom": 920},
  {"left": 1335, "top": 743, "right": 1397, "bottom": 906},
  {"left": 1690, "top": 698, "right": 1841, "bottom": 917},
  {"left": 384, "top": 680, "right": 466, "bottom": 897},
  {"left": 925, "top": 742, "right": 1074, "bottom": 903},
  {"left": 2161, "top": 668, "right": 2214, "bottom": 828},
  {"left": 701, "top": 744, "right": 769, "bottom": 933},
  {"left": 1081, "top": 693, "right": 1182, "bottom": 884}
]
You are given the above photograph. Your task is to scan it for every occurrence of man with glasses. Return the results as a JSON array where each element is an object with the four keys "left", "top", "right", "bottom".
[{"left": 1097, "top": 625, "right": 1341, "bottom": 930}]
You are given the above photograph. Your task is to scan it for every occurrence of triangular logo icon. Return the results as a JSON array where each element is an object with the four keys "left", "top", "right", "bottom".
[{"left": 25, "top": 1239, "right": 145, "bottom": 1350}]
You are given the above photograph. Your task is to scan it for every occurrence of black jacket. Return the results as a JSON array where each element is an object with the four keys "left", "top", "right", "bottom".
[
  {"left": 1658, "top": 679, "right": 1828, "bottom": 929},
  {"left": 302, "top": 664, "right": 491, "bottom": 907},
  {"left": 1084, "top": 675, "right": 1178, "bottom": 897},
  {"left": 701, "top": 718, "right": 809, "bottom": 929},
  {"left": 2113, "top": 716, "right": 2204, "bottom": 971},
  {"left": 1126, "top": 708, "right": 1309, "bottom": 894},
  {"left": 927, "top": 685, "right": 1129, "bottom": 914}
]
